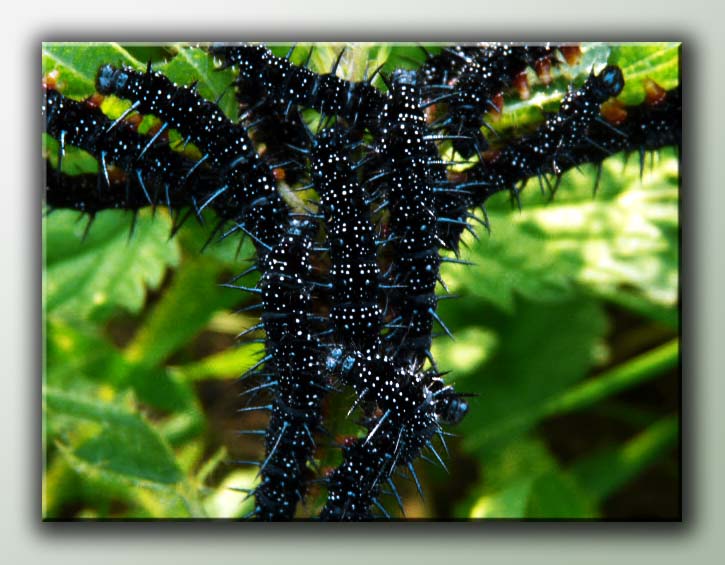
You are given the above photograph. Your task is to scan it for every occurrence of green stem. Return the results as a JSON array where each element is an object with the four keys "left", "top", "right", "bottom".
[
  {"left": 540, "top": 338, "right": 678, "bottom": 416},
  {"left": 571, "top": 415, "right": 679, "bottom": 502}
]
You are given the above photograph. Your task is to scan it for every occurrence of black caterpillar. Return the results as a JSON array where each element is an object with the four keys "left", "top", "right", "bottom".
[
  {"left": 44, "top": 88, "right": 217, "bottom": 216},
  {"left": 322, "top": 344, "right": 450, "bottom": 520},
  {"left": 376, "top": 69, "right": 447, "bottom": 367},
  {"left": 431, "top": 65, "right": 630, "bottom": 253},
  {"left": 424, "top": 43, "right": 572, "bottom": 158},
  {"left": 42, "top": 42, "right": 681, "bottom": 521},
  {"left": 211, "top": 44, "right": 388, "bottom": 136},
  {"left": 239, "top": 219, "right": 327, "bottom": 520},
  {"left": 310, "top": 125, "right": 383, "bottom": 352},
  {"left": 240, "top": 103, "right": 310, "bottom": 186},
  {"left": 571, "top": 80, "right": 682, "bottom": 175},
  {"left": 95, "top": 63, "right": 289, "bottom": 259}
]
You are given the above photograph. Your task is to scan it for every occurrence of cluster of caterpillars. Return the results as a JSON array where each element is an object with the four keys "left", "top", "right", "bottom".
[{"left": 43, "top": 42, "right": 681, "bottom": 520}]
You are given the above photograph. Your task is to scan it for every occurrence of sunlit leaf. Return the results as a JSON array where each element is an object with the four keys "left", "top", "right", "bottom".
[
  {"left": 447, "top": 149, "right": 678, "bottom": 313},
  {"left": 124, "top": 254, "right": 243, "bottom": 367},
  {"left": 609, "top": 43, "right": 680, "bottom": 104},
  {"left": 45, "top": 209, "right": 180, "bottom": 321}
]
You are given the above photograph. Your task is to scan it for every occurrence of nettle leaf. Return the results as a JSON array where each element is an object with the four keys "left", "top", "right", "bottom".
[
  {"left": 609, "top": 43, "right": 680, "bottom": 104},
  {"left": 42, "top": 43, "right": 144, "bottom": 99},
  {"left": 466, "top": 438, "right": 596, "bottom": 518},
  {"left": 342, "top": 43, "right": 391, "bottom": 84},
  {"left": 124, "top": 364, "right": 198, "bottom": 415},
  {"left": 470, "top": 471, "right": 596, "bottom": 519},
  {"left": 42, "top": 134, "right": 100, "bottom": 176},
  {"left": 464, "top": 339, "right": 679, "bottom": 454},
  {"left": 452, "top": 295, "right": 607, "bottom": 452},
  {"left": 476, "top": 411, "right": 678, "bottom": 519},
  {"left": 462, "top": 436, "right": 557, "bottom": 505},
  {"left": 430, "top": 326, "right": 498, "bottom": 376},
  {"left": 124, "top": 254, "right": 243, "bottom": 368},
  {"left": 45, "top": 316, "right": 198, "bottom": 415},
  {"left": 525, "top": 470, "right": 596, "bottom": 518},
  {"left": 445, "top": 149, "right": 679, "bottom": 313},
  {"left": 45, "top": 209, "right": 180, "bottom": 321},
  {"left": 156, "top": 46, "right": 240, "bottom": 122},
  {"left": 170, "top": 341, "right": 265, "bottom": 382},
  {"left": 469, "top": 477, "right": 536, "bottom": 518},
  {"left": 45, "top": 318, "right": 128, "bottom": 390},
  {"left": 44, "top": 388, "right": 183, "bottom": 485},
  {"left": 203, "top": 469, "right": 257, "bottom": 518}
]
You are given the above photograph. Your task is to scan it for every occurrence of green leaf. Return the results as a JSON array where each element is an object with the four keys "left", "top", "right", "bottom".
[
  {"left": 469, "top": 478, "right": 535, "bottom": 518},
  {"left": 590, "top": 287, "right": 679, "bottom": 329},
  {"left": 455, "top": 296, "right": 608, "bottom": 452},
  {"left": 44, "top": 209, "right": 180, "bottom": 321},
  {"left": 471, "top": 437, "right": 559, "bottom": 494},
  {"left": 42, "top": 43, "right": 144, "bottom": 99},
  {"left": 44, "top": 388, "right": 183, "bottom": 485},
  {"left": 430, "top": 326, "right": 497, "bottom": 376},
  {"left": 525, "top": 470, "right": 596, "bottom": 518},
  {"left": 124, "top": 365, "right": 199, "bottom": 414},
  {"left": 170, "top": 341, "right": 265, "bottom": 381},
  {"left": 346, "top": 44, "right": 391, "bottom": 85},
  {"left": 122, "top": 46, "right": 171, "bottom": 65},
  {"left": 609, "top": 43, "right": 680, "bottom": 104},
  {"left": 540, "top": 339, "right": 678, "bottom": 415},
  {"left": 156, "top": 46, "right": 240, "bottom": 122},
  {"left": 570, "top": 415, "right": 679, "bottom": 502},
  {"left": 442, "top": 217, "right": 574, "bottom": 312},
  {"left": 45, "top": 317, "right": 198, "bottom": 414},
  {"left": 42, "top": 134, "right": 100, "bottom": 175},
  {"left": 45, "top": 318, "right": 128, "bottom": 390},
  {"left": 448, "top": 149, "right": 679, "bottom": 313},
  {"left": 203, "top": 469, "right": 257, "bottom": 518},
  {"left": 157, "top": 411, "right": 206, "bottom": 447},
  {"left": 124, "top": 254, "right": 242, "bottom": 368},
  {"left": 467, "top": 438, "right": 596, "bottom": 518}
]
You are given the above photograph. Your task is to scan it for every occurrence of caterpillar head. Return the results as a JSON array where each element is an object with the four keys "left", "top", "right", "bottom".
[{"left": 591, "top": 65, "right": 625, "bottom": 100}]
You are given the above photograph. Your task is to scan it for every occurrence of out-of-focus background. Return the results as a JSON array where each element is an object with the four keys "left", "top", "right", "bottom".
[{"left": 42, "top": 42, "right": 679, "bottom": 519}]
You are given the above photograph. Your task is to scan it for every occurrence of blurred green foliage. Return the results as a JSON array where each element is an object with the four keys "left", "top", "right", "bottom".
[{"left": 42, "top": 42, "right": 680, "bottom": 519}]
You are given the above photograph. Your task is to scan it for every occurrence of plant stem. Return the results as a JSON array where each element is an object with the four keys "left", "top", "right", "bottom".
[{"left": 571, "top": 415, "right": 679, "bottom": 502}]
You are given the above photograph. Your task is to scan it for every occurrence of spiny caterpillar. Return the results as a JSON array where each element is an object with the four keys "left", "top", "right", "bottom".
[
  {"left": 95, "top": 63, "right": 289, "bottom": 259},
  {"left": 210, "top": 43, "right": 389, "bottom": 136},
  {"left": 375, "top": 69, "right": 447, "bottom": 367},
  {"left": 242, "top": 219, "right": 326, "bottom": 520},
  {"left": 42, "top": 42, "right": 681, "bottom": 520},
  {"left": 310, "top": 125, "right": 383, "bottom": 352}
]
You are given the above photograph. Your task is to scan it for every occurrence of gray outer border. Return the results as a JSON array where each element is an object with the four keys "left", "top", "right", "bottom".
[{"left": 4, "top": 0, "right": 719, "bottom": 562}]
